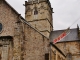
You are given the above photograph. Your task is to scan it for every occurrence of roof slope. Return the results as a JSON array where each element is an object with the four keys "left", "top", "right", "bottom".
[{"left": 49, "top": 28, "right": 79, "bottom": 42}]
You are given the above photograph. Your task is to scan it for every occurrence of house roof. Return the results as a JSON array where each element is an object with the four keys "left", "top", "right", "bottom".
[{"left": 49, "top": 28, "right": 80, "bottom": 43}]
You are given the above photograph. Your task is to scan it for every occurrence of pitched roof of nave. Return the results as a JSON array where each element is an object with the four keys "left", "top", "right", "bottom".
[{"left": 49, "top": 28, "right": 80, "bottom": 43}]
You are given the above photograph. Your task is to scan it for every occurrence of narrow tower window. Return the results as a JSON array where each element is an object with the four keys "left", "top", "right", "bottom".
[{"left": 34, "top": 7, "right": 38, "bottom": 15}]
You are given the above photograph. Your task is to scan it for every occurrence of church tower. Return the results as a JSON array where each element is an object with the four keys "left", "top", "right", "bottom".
[{"left": 25, "top": 0, "right": 53, "bottom": 38}]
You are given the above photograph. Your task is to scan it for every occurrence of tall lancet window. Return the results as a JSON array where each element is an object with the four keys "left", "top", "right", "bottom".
[
  {"left": 34, "top": 6, "right": 38, "bottom": 15},
  {"left": 34, "top": 6, "right": 38, "bottom": 19}
]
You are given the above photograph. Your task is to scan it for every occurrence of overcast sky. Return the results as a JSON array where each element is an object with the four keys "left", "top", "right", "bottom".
[{"left": 6, "top": 0, "right": 80, "bottom": 30}]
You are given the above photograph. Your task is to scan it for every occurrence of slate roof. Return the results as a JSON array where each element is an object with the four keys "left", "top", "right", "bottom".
[{"left": 49, "top": 28, "right": 80, "bottom": 42}]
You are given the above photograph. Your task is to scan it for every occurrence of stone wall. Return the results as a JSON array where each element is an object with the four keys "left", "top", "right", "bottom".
[
  {"left": 24, "top": 23, "right": 49, "bottom": 60},
  {"left": 0, "top": 1, "right": 24, "bottom": 60},
  {"left": 0, "top": 0, "right": 19, "bottom": 36},
  {"left": 51, "top": 45, "right": 65, "bottom": 60},
  {"left": 55, "top": 41, "right": 80, "bottom": 60}
]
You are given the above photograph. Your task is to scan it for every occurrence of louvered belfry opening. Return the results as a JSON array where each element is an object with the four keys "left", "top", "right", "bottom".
[{"left": 34, "top": 6, "right": 38, "bottom": 15}]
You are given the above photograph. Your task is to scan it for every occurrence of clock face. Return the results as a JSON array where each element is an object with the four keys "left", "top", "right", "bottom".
[{"left": 0, "top": 23, "right": 2, "bottom": 32}]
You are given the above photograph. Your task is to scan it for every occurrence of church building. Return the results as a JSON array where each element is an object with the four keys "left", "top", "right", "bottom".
[
  {"left": 0, "top": 0, "right": 79, "bottom": 60},
  {"left": 0, "top": 0, "right": 65, "bottom": 60}
]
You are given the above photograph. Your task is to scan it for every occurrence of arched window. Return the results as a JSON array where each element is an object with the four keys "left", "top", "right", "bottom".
[
  {"left": 34, "top": 6, "right": 38, "bottom": 15},
  {"left": 33, "top": 6, "right": 38, "bottom": 19}
]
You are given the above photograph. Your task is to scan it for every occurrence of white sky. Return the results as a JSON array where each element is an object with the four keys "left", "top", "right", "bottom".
[{"left": 6, "top": 0, "right": 80, "bottom": 30}]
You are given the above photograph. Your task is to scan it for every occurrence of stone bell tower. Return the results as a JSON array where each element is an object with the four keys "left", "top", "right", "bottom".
[{"left": 25, "top": 0, "right": 53, "bottom": 38}]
